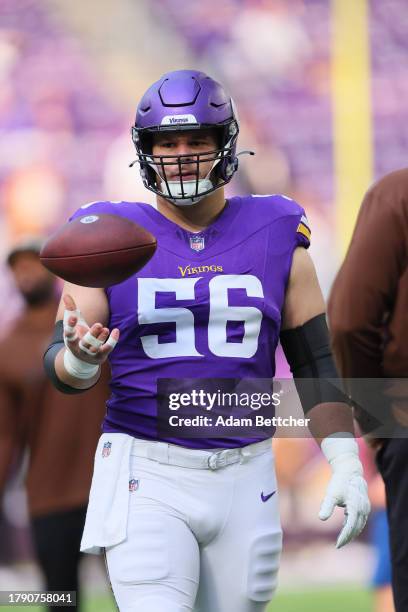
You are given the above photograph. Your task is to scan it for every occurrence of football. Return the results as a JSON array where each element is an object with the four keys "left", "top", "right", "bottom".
[{"left": 40, "top": 213, "right": 157, "bottom": 287}]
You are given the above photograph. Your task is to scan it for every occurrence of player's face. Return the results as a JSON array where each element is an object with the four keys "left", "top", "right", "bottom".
[{"left": 151, "top": 129, "right": 218, "bottom": 182}]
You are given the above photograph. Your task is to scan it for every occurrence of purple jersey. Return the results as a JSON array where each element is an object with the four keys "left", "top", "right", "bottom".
[{"left": 70, "top": 195, "right": 310, "bottom": 448}]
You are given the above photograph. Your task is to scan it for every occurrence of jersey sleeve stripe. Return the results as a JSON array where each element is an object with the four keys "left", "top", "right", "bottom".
[
  {"left": 297, "top": 222, "right": 311, "bottom": 241},
  {"left": 300, "top": 214, "right": 311, "bottom": 230}
]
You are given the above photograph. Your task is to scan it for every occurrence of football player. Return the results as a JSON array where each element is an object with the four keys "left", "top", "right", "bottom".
[{"left": 44, "top": 70, "right": 370, "bottom": 612}]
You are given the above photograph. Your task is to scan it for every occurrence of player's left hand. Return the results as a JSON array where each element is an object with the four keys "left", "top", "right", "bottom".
[
  {"left": 319, "top": 435, "right": 371, "bottom": 549},
  {"left": 319, "top": 471, "right": 370, "bottom": 549}
]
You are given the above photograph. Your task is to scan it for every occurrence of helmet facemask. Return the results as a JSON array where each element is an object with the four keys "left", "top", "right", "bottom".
[{"left": 131, "top": 120, "right": 239, "bottom": 206}]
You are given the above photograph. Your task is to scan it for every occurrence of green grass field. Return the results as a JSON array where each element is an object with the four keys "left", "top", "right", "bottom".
[
  {"left": 5, "top": 587, "right": 373, "bottom": 612},
  {"left": 271, "top": 587, "right": 373, "bottom": 611}
]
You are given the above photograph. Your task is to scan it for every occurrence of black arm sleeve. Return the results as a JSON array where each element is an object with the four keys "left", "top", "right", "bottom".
[
  {"left": 280, "top": 313, "right": 349, "bottom": 413},
  {"left": 43, "top": 320, "right": 99, "bottom": 395}
]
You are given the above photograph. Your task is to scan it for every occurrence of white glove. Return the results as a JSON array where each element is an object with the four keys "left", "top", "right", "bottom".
[{"left": 319, "top": 433, "right": 371, "bottom": 549}]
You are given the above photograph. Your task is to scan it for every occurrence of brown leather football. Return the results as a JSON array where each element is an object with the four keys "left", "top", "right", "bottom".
[{"left": 40, "top": 213, "right": 157, "bottom": 287}]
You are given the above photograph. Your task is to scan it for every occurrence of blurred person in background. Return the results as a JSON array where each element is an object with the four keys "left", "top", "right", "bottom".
[
  {"left": 0, "top": 239, "right": 110, "bottom": 611},
  {"left": 368, "top": 472, "right": 395, "bottom": 612},
  {"left": 359, "top": 442, "right": 394, "bottom": 612},
  {"left": 328, "top": 168, "right": 408, "bottom": 612}
]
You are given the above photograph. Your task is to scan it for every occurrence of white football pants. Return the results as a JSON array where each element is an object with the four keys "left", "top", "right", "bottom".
[{"left": 104, "top": 439, "right": 282, "bottom": 612}]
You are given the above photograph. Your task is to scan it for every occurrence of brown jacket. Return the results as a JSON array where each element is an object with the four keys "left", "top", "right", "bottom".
[
  {"left": 0, "top": 300, "right": 109, "bottom": 517},
  {"left": 328, "top": 168, "right": 408, "bottom": 431}
]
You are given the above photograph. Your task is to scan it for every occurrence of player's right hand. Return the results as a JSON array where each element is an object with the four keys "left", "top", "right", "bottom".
[{"left": 63, "top": 293, "right": 120, "bottom": 365}]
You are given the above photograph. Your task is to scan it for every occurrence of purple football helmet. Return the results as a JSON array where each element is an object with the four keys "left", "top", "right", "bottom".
[{"left": 131, "top": 70, "right": 240, "bottom": 205}]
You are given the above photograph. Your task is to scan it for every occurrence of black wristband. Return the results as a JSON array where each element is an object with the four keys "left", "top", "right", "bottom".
[{"left": 43, "top": 320, "right": 99, "bottom": 395}]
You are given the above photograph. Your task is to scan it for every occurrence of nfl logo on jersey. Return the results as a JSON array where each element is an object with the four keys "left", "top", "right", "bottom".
[
  {"left": 129, "top": 479, "right": 139, "bottom": 492},
  {"left": 190, "top": 235, "right": 205, "bottom": 251},
  {"left": 102, "top": 441, "right": 112, "bottom": 458}
]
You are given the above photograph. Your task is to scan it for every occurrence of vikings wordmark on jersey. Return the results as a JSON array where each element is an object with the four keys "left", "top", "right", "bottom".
[{"left": 71, "top": 194, "right": 310, "bottom": 449}]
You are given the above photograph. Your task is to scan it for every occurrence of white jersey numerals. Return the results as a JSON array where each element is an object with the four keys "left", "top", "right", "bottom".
[
  {"left": 137, "top": 275, "right": 264, "bottom": 359},
  {"left": 208, "top": 275, "right": 263, "bottom": 358},
  {"left": 138, "top": 277, "right": 201, "bottom": 359}
]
